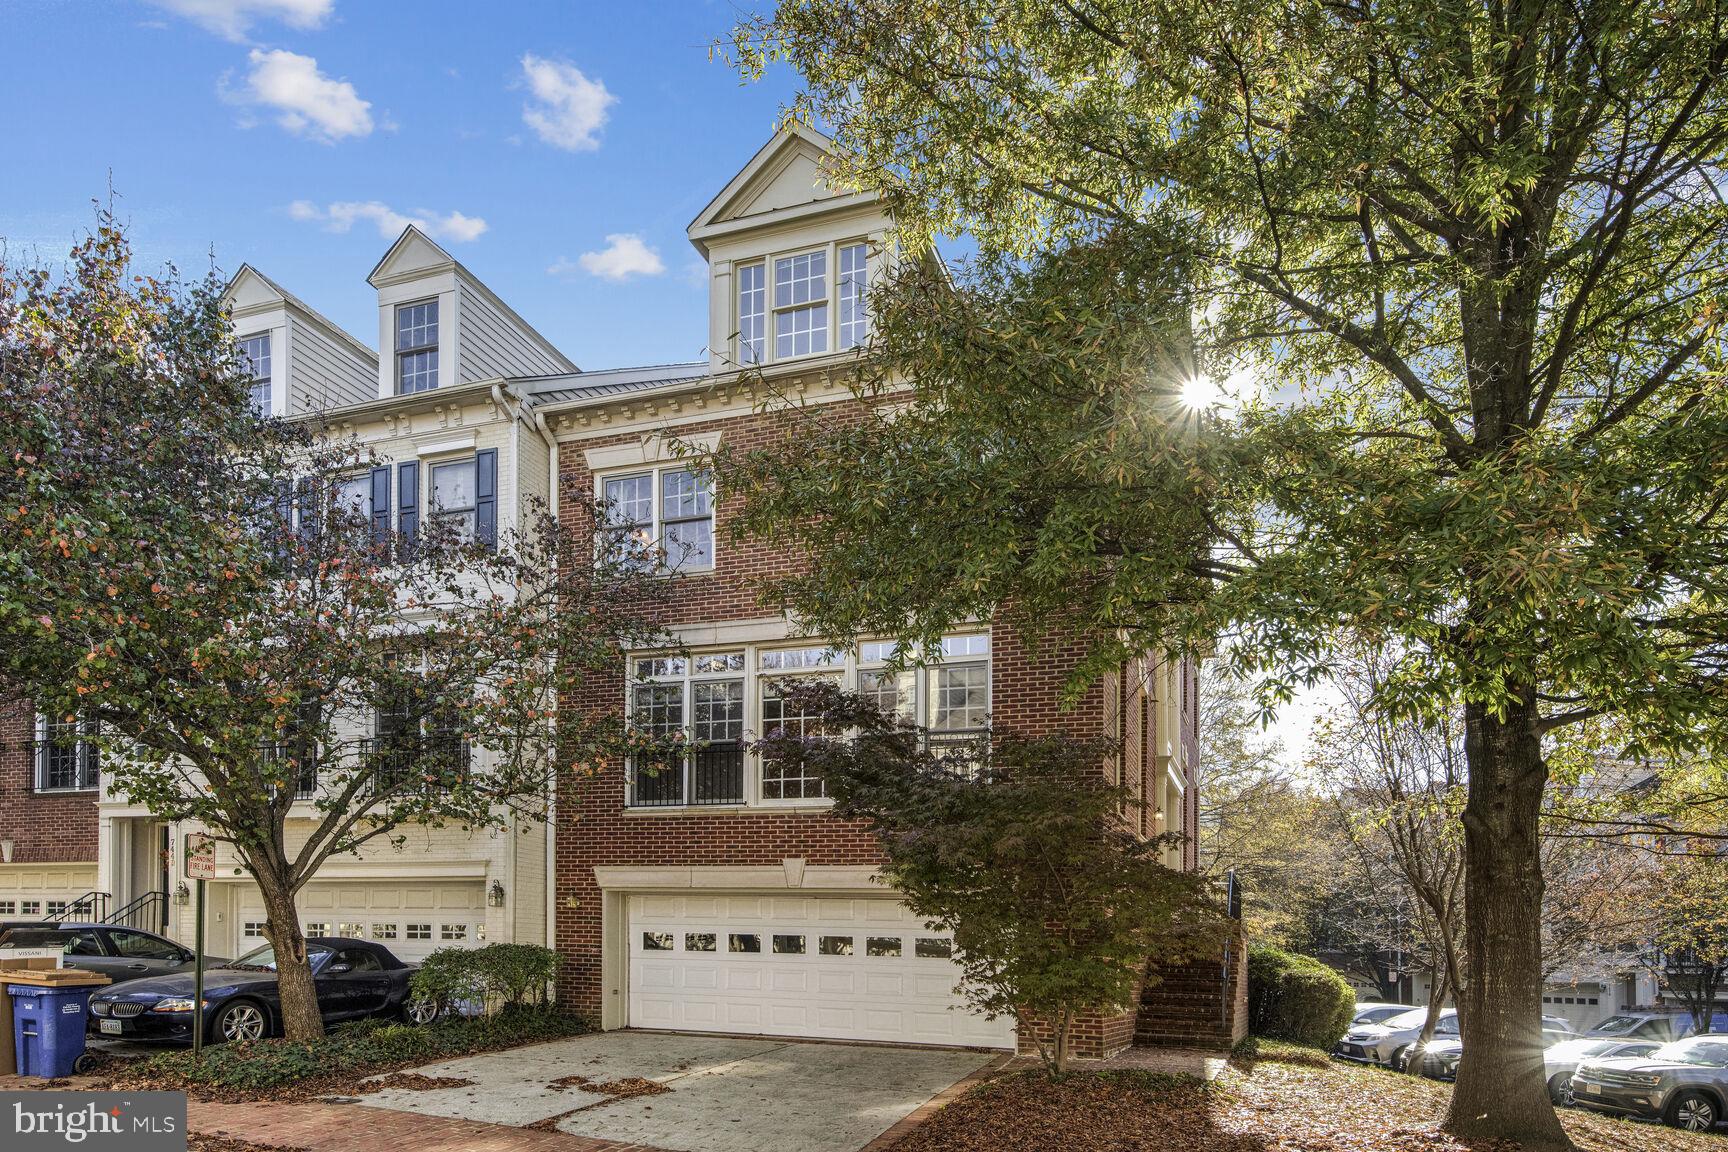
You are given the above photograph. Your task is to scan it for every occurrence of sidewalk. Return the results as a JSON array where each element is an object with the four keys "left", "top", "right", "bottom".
[{"left": 190, "top": 1101, "right": 675, "bottom": 1152}]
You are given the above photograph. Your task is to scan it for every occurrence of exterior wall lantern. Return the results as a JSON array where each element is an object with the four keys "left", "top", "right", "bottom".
[
  {"left": 173, "top": 881, "right": 190, "bottom": 906},
  {"left": 488, "top": 880, "right": 506, "bottom": 907}
]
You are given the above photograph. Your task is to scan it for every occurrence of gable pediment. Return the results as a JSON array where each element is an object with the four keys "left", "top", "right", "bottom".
[
  {"left": 368, "top": 226, "right": 455, "bottom": 287},
  {"left": 223, "top": 264, "right": 286, "bottom": 313},
  {"left": 689, "top": 124, "right": 879, "bottom": 253}
]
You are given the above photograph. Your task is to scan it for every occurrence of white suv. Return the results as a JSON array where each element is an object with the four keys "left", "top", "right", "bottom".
[{"left": 1336, "top": 1007, "right": 1573, "bottom": 1068}]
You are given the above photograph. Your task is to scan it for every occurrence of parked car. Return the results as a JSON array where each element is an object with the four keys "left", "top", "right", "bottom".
[
  {"left": 1540, "top": 1037, "right": 1663, "bottom": 1105},
  {"left": 0, "top": 923, "right": 226, "bottom": 984},
  {"left": 1351, "top": 1001, "right": 1417, "bottom": 1027},
  {"left": 86, "top": 937, "right": 431, "bottom": 1044},
  {"left": 1587, "top": 1010, "right": 1728, "bottom": 1042},
  {"left": 1571, "top": 1033, "right": 1728, "bottom": 1131},
  {"left": 1407, "top": 1026, "right": 1582, "bottom": 1081},
  {"left": 1336, "top": 1007, "right": 1572, "bottom": 1068}
]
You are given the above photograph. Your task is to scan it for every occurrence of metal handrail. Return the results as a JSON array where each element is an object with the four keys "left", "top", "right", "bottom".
[
  {"left": 629, "top": 743, "right": 746, "bottom": 807},
  {"left": 105, "top": 890, "right": 167, "bottom": 932},
  {"left": 48, "top": 891, "right": 110, "bottom": 922}
]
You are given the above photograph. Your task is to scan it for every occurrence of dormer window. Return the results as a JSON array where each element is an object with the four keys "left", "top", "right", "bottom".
[
  {"left": 774, "top": 250, "right": 829, "bottom": 359},
  {"left": 239, "top": 333, "right": 272, "bottom": 415},
  {"left": 395, "top": 299, "right": 439, "bottom": 394},
  {"left": 734, "top": 240, "right": 871, "bottom": 367}
]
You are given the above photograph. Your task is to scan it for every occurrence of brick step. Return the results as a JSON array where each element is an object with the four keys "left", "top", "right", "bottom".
[
  {"left": 1138, "top": 1009, "right": 1229, "bottom": 1024},
  {"left": 1134, "top": 1034, "right": 1236, "bottom": 1049}
]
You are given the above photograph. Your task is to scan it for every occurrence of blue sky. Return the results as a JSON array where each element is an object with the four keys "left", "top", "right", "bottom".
[{"left": 1, "top": 0, "right": 798, "bottom": 370}]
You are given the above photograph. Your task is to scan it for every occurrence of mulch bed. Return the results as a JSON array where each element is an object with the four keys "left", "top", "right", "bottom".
[{"left": 893, "top": 1050, "right": 1723, "bottom": 1152}]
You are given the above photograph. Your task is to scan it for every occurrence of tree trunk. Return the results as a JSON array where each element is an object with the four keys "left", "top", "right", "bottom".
[
  {"left": 1409, "top": 963, "right": 1449, "bottom": 1077},
  {"left": 1445, "top": 695, "right": 1569, "bottom": 1149},
  {"left": 257, "top": 872, "right": 324, "bottom": 1042}
]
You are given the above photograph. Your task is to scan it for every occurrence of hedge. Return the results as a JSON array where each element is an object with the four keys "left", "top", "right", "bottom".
[
  {"left": 410, "top": 942, "right": 559, "bottom": 1015},
  {"left": 1246, "top": 945, "right": 1356, "bottom": 1050}
]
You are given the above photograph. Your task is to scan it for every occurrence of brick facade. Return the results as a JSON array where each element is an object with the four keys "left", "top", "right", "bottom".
[
  {"left": 551, "top": 397, "right": 1193, "bottom": 1056},
  {"left": 0, "top": 692, "right": 99, "bottom": 864}
]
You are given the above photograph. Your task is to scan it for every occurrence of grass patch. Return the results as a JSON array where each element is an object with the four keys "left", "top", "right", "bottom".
[
  {"left": 105, "top": 1008, "right": 588, "bottom": 1101},
  {"left": 1231, "top": 1034, "right": 1334, "bottom": 1069}
]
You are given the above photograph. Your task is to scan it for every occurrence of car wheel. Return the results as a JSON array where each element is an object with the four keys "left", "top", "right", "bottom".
[
  {"left": 1547, "top": 1073, "right": 1574, "bottom": 1107},
  {"left": 214, "top": 1000, "right": 268, "bottom": 1044},
  {"left": 1666, "top": 1090, "right": 1719, "bottom": 1132},
  {"left": 403, "top": 998, "right": 439, "bottom": 1026},
  {"left": 1388, "top": 1045, "right": 1409, "bottom": 1071}
]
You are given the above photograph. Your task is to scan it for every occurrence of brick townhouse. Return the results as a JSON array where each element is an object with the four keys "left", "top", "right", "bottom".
[
  {"left": 527, "top": 125, "right": 1205, "bottom": 1056},
  {"left": 0, "top": 691, "right": 101, "bottom": 920}
]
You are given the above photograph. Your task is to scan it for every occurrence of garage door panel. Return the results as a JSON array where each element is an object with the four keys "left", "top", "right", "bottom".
[{"left": 626, "top": 895, "right": 1013, "bottom": 1049}]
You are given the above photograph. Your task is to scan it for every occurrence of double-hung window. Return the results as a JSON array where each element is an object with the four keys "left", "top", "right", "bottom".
[
  {"left": 735, "top": 241, "right": 871, "bottom": 366},
  {"left": 773, "top": 250, "right": 828, "bottom": 358},
  {"left": 758, "top": 646, "right": 845, "bottom": 801},
  {"left": 395, "top": 300, "right": 439, "bottom": 394},
  {"left": 737, "top": 263, "right": 766, "bottom": 365},
  {"left": 36, "top": 714, "right": 99, "bottom": 792},
  {"left": 628, "top": 654, "right": 747, "bottom": 806},
  {"left": 430, "top": 458, "right": 476, "bottom": 538},
  {"left": 837, "top": 242, "right": 869, "bottom": 349},
  {"left": 926, "top": 634, "right": 991, "bottom": 753},
  {"left": 239, "top": 333, "right": 272, "bottom": 415},
  {"left": 600, "top": 466, "right": 714, "bottom": 572}
]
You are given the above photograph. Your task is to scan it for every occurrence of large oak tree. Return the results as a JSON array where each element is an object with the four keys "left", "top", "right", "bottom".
[{"left": 722, "top": 3, "right": 1728, "bottom": 1145}]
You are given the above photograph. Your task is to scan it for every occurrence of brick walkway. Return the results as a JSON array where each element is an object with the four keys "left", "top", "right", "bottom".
[{"left": 190, "top": 1102, "right": 674, "bottom": 1152}]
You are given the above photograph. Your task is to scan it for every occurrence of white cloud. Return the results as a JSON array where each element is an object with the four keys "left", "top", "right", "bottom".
[
  {"left": 557, "top": 234, "right": 664, "bottom": 281},
  {"left": 155, "top": 0, "right": 332, "bottom": 42},
  {"left": 519, "top": 54, "right": 615, "bottom": 152},
  {"left": 288, "top": 200, "right": 488, "bottom": 244},
  {"left": 242, "top": 49, "right": 372, "bottom": 142}
]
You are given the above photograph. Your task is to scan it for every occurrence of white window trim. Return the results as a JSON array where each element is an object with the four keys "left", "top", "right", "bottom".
[
  {"left": 623, "top": 634, "right": 990, "bottom": 812},
  {"left": 594, "top": 463, "right": 716, "bottom": 575},
  {"left": 734, "top": 238, "right": 872, "bottom": 368},
  {"left": 394, "top": 297, "right": 441, "bottom": 396}
]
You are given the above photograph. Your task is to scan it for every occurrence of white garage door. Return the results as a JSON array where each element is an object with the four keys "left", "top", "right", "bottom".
[
  {"left": 627, "top": 894, "right": 1014, "bottom": 1048},
  {"left": 238, "top": 881, "right": 483, "bottom": 962}
]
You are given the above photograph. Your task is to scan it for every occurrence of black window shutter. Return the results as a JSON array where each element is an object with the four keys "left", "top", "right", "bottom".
[
  {"left": 369, "top": 465, "right": 391, "bottom": 555},
  {"left": 397, "top": 461, "right": 419, "bottom": 554},
  {"left": 273, "top": 480, "right": 293, "bottom": 565},
  {"left": 296, "top": 477, "right": 320, "bottom": 543},
  {"left": 475, "top": 449, "right": 497, "bottom": 551}
]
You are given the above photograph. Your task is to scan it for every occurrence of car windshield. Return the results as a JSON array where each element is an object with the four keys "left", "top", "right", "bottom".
[
  {"left": 227, "top": 943, "right": 332, "bottom": 971},
  {"left": 1384, "top": 1008, "right": 1452, "bottom": 1030},
  {"left": 1561, "top": 1040, "right": 1619, "bottom": 1057},
  {"left": 1589, "top": 1015, "right": 1645, "bottom": 1036},
  {"left": 1649, "top": 1039, "right": 1728, "bottom": 1067}
]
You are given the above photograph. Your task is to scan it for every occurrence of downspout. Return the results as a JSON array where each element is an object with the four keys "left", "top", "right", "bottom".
[{"left": 529, "top": 403, "right": 560, "bottom": 960}]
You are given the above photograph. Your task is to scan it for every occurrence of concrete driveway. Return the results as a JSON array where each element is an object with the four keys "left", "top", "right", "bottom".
[{"left": 351, "top": 1030, "right": 1000, "bottom": 1152}]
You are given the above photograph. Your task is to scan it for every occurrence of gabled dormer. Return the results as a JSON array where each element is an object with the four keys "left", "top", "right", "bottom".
[
  {"left": 689, "top": 124, "right": 889, "bottom": 376},
  {"left": 224, "top": 264, "right": 377, "bottom": 417},
  {"left": 367, "top": 226, "right": 577, "bottom": 401}
]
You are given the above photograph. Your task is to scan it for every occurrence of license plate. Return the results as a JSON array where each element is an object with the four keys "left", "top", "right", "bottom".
[
  {"left": 1584, "top": 1083, "right": 1600, "bottom": 1095},
  {"left": 99, "top": 1019, "right": 123, "bottom": 1035}
]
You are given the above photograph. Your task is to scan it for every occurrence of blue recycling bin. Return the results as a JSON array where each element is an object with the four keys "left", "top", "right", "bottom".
[{"left": 9, "top": 983, "right": 99, "bottom": 1078}]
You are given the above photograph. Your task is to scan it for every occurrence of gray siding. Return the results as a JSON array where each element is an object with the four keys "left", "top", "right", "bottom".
[
  {"left": 456, "top": 279, "right": 568, "bottom": 383},
  {"left": 288, "top": 318, "right": 375, "bottom": 414}
]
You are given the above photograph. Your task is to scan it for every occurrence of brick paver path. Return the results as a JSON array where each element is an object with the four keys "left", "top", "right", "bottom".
[{"left": 190, "top": 1101, "right": 677, "bottom": 1152}]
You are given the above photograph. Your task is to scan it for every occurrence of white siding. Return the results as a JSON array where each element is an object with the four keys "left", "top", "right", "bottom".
[
  {"left": 288, "top": 316, "right": 376, "bottom": 414},
  {"left": 511, "top": 817, "right": 547, "bottom": 947},
  {"left": 455, "top": 278, "right": 568, "bottom": 383}
]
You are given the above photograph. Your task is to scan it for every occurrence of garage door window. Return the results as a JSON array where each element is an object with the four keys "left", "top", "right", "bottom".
[
  {"left": 644, "top": 932, "right": 673, "bottom": 950},
  {"left": 915, "top": 937, "right": 954, "bottom": 959},
  {"left": 772, "top": 934, "right": 806, "bottom": 954},
  {"left": 729, "top": 933, "right": 760, "bottom": 953},
  {"left": 819, "top": 935, "right": 854, "bottom": 956},
  {"left": 866, "top": 937, "right": 903, "bottom": 957}
]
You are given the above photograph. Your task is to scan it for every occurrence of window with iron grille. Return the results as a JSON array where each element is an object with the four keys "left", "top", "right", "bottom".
[{"left": 35, "top": 714, "right": 99, "bottom": 792}]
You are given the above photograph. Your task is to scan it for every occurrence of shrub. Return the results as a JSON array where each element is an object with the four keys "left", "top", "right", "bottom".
[
  {"left": 411, "top": 943, "right": 559, "bottom": 1015},
  {"left": 1246, "top": 945, "right": 1354, "bottom": 1049},
  {"left": 112, "top": 1007, "right": 587, "bottom": 1097}
]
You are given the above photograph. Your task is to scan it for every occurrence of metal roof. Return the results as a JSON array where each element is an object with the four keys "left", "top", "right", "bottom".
[{"left": 521, "top": 361, "right": 710, "bottom": 408}]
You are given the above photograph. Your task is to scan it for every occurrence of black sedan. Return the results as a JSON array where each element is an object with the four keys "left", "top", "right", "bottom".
[
  {"left": 87, "top": 937, "right": 433, "bottom": 1044},
  {"left": 0, "top": 923, "right": 228, "bottom": 984}
]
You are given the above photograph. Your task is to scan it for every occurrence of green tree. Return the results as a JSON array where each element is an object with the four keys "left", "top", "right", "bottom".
[
  {"left": 722, "top": 4, "right": 1728, "bottom": 1145},
  {"left": 1650, "top": 849, "right": 1728, "bottom": 1034},
  {"left": 758, "top": 683, "right": 1213, "bottom": 1077},
  {"left": 0, "top": 218, "right": 663, "bottom": 1041}
]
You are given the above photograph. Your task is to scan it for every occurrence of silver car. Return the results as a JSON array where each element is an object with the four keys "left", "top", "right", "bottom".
[
  {"left": 1336, "top": 1007, "right": 1572, "bottom": 1069},
  {"left": 1543, "top": 1037, "right": 1661, "bottom": 1105},
  {"left": 1351, "top": 1001, "right": 1417, "bottom": 1026},
  {"left": 1573, "top": 1034, "right": 1728, "bottom": 1131}
]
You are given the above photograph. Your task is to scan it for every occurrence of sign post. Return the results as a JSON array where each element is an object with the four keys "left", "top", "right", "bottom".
[{"left": 184, "top": 833, "right": 216, "bottom": 1060}]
